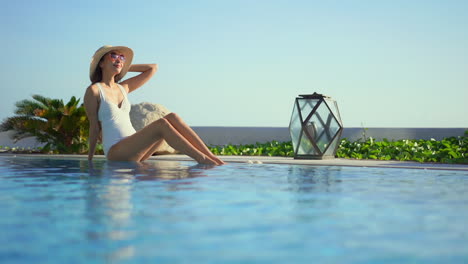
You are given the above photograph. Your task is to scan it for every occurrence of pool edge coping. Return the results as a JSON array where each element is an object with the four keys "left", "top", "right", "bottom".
[{"left": 1, "top": 153, "right": 467, "bottom": 171}]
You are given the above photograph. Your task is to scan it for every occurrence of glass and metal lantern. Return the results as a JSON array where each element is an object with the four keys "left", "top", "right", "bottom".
[{"left": 289, "top": 93, "right": 343, "bottom": 159}]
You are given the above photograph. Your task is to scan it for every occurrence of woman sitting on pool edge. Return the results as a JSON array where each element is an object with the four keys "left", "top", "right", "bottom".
[{"left": 84, "top": 45, "right": 225, "bottom": 165}]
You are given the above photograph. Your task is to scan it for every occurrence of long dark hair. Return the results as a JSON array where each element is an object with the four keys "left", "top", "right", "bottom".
[{"left": 90, "top": 53, "right": 122, "bottom": 84}]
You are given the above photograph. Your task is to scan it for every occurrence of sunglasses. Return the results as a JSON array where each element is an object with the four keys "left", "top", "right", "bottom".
[{"left": 109, "top": 52, "right": 126, "bottom": 62}]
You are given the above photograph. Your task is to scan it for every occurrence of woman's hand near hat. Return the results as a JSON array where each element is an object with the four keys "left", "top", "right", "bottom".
[{"left": 120, "top": 63, "right": 158, "bottom": 94}]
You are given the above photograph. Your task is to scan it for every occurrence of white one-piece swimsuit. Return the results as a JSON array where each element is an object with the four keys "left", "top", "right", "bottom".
[{"left": 97, "top": 83, "right": 136, "bottom": 156}]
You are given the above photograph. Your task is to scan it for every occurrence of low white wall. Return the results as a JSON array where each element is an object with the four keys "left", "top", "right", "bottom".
[
  {"left": 192, "top": 127, "right": 291, "bottom": 146},
  {"left": 341, "top": 128, "right": 467, "bottom": 142},
  {"left": 193, "top": 127, "right": 467, "bottom": 146},
  {"left": 0, "top": 131, "right": 45, "bottom": 149}
]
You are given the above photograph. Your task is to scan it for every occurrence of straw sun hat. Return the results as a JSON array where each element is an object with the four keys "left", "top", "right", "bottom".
[{"left": 89, "top": 45, "right": 134, "bottom": 83}]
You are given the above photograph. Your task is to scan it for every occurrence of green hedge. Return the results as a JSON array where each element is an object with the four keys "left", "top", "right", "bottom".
[
  {"left": 337, "top": 136, "right": 467, "bottom": 164},
  {"left": 208, "top": 135, "right": 467, "bottom": 164},
  {"left": 2, "top": 134, "right": 466, "bottom": 164},
  {"left": 209, "top": 141, "right": 294, "bottom": 157}
]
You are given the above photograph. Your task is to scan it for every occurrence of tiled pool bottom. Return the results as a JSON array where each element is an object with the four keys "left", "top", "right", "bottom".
[{"left": 0, "top": 156, "right": 467, "bottom": 263}]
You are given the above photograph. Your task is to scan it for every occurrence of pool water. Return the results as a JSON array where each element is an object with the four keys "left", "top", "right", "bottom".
[{"left": 0, "top": 155, "right": 467, "bottom": 263}]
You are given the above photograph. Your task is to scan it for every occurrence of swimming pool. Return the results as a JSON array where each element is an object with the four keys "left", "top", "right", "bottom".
[{"left": 1, "top": 155, "right": 467, "bottom": 263}]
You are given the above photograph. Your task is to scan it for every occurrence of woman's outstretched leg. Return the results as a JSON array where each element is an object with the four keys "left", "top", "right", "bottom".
[
  {"left": 164, "top": 113, "right": 225, "bottom": 165},
  {"left": 138, "top": 139, "right": 165, "bottom": 162},
  {"left": 107, "top": 118, "right": 218, "bottom": 165}
]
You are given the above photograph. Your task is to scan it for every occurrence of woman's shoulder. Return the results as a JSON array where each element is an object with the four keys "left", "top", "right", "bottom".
[
  {"left": 85, "top": 83, "right": 101, "bottom": 101},
  {"left": 86, "top": 83, "right": 101, "bottom": 95}
]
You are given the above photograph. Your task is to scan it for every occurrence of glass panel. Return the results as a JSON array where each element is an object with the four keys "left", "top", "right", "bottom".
[
  {"left": 297, "top": 132, "right": 318, "bottom": 155},
  {"left": 324, "top": 98, "right": 342, "bottom": 125},
  {"left": 289, "top": 101, "right": 302, "bottom": 153},
  {"left": 305, "top": 102, "right": 341, "bottom": 153},
  {"left": 324, "top": 135, "right": 341, "bottom": 156},
  {"left": 298, "top": 98, "right": 318, "bottom": 122}
]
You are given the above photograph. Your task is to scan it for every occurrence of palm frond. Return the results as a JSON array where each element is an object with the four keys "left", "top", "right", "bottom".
[
  {"left": 32, "top": 94, "right": 52, "bottom": 106},
  {"left": 0, "top": 117, "right": 16, "bottom": 131},
  {"left": 1, "top": 115, "right": 47, "bottom": 131},
  {"left": 50, "top": 98, "right": 64, "bottom": 109},
  {"left": 9, "top": 130, "right": 33, "bottom": 142},
  {"left": 5, "top": 95, "right": 90, "bottom": 154},
  {"left": 66, "top": 96, "right": 80, "bottom": 108},
  {"left": 0, "top": 116, "right": 48, "bottom": 141},
  {"left": 14, "top": 100, "right": 46, "bottom": 115}
]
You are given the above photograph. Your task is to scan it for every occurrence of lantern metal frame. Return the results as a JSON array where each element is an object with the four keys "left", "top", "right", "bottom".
[{"left": 289, "top": 93, "right": 343, "bottom": 159}]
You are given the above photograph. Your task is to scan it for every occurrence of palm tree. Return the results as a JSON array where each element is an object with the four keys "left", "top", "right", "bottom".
[{"left": 0, "top": 95, "right": 90, "bottom": 154}]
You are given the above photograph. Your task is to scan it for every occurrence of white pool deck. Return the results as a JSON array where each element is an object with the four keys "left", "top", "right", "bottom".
[
  {"left": 154, "top": 154, "right": 468, "bottom": 171},
  {"left": 3, "top": 153, "right": 467, "bottom": 171}
]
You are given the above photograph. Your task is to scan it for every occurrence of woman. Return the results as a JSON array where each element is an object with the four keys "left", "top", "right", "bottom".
[{"left": 84, "top": 45, "right": 224, "bottom": 165}]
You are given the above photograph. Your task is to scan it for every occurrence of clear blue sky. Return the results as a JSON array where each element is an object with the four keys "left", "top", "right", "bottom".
[{"left": 1, "top": 0, "right": 467, "bottom": 127}]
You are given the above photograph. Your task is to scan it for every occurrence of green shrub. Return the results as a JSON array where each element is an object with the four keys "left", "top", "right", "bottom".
[
  {"left": 0, "top": 95, "right": 89, "bottom": 154},
  {"left": 209, "top": 141, "right": 294, "bottom": 157},
  {"left": 336, "top": 136, "right": 467, "bottom": 164}
]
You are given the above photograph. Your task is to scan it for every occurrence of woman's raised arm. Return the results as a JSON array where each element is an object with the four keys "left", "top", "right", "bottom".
[{"left": 120, "top": 64, "right": 158, "bottom": 93}]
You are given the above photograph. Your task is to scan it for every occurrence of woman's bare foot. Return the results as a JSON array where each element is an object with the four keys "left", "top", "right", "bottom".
[
  {"left": 212, "top": 156, "right": 226, "bottom": 165},
  {"left": 197, "top": 155, "right": 219, "bottom": 165}
]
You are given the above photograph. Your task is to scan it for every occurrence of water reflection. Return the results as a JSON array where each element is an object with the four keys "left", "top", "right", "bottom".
[
  {"left": 81, "top": 159, "right": 211, "bottom": 180},
  {"left": 80, "top": 159, "right": 210, "bottom": 225},
  {"left": 78, "top": 159, "right": 210, "bottom": 261},
  {"left": 287, "top": 165, "right": 343, "bottom": 193},
  {"left": 2, "top": 156, "right": 86, "bottom": 181},
  {"left": 286, "top": 165, "right": 345, "bottom": 222}
]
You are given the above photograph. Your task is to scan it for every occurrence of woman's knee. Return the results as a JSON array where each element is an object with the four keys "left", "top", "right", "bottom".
[
  {"left": 151, "top": 117, "right": 170, "bottom": 126},
  {"left": 149, "top": 118, "right": 172, "bottom": 136},
  {"left": 165, "top": 112, "right": 181, "bottom": 123}
]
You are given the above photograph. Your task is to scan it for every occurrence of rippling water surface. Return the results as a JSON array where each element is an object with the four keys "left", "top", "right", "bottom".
[{"left": 0, "top": 155, "right": 467, "bottom": 263}]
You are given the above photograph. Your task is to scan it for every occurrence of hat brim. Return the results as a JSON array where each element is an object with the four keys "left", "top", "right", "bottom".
[{"left": 89, "top": 45, "right": 134, "bottom": 82}]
